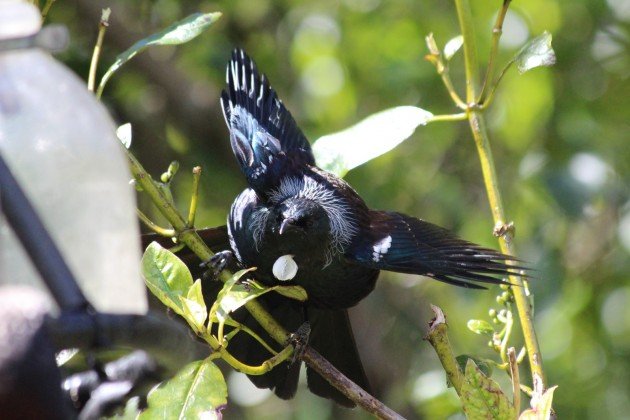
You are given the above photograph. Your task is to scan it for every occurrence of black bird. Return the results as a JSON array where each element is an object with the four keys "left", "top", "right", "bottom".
[{"left": 204, "top": 49, "right": 522, "bottom": 407}]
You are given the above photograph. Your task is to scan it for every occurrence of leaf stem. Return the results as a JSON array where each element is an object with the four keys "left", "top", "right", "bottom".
[
  {"left": 88, "top": 8, "right": 110, "bottom": 93},
  {"left": 137, "top": 209, "right": 175, "bottom": 237},
  {"left": 478, "top": 0, "right": 511, "bottom": 104},
  {"left": 454, "top": 0, "right": 545, "bottom": 388},
  {"left": 427, "top": 112, "right": 468, "bottom": 123}
]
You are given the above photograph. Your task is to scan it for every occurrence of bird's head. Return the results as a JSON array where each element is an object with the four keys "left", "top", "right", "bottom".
[{"left": 274, "top": 197, "right": 330, "bottom": 238}]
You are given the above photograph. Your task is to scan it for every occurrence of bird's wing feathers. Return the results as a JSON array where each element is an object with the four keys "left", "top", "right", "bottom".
[
  {"left": 221, "top": 49, "right": 314, "bottom": 194},
  {"left": 349, "top": 211, "right": 522, "bottom": 288}
]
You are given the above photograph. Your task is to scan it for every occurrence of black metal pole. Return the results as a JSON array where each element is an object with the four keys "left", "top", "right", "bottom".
[{"left": 0, "top": 153, "right": 89, "bottom": 311}]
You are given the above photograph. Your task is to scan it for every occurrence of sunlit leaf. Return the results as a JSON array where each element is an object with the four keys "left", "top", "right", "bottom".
[
  {"left": 467, "top": 319, "right": 495, "bottom": 335},
  {"left": 514, "top": 31, "right": 556, "bottom": 74},
  {"left": 179, "top": 279, "right": 207, "bottom": 332},
  {"left": 116, "top": 123, "right": 132, "bottom": 148},
  {"left": 519, "top": 385, "right": 557, "bottom": 420},
  {"left": 461, "top": 359, "right": 514, "bottom": 420},
  {"left": 140, "top": 358, "right": 227, "bottom": 420},
  {"left": 142, "top": 242, "right": 193, "bottom": 316},
  {"left": 97, "top": 12, "right": 221, "bottom": 97},
  {"left": 215, "top": 278, "right": 270, "bottom": 323},
  {"left": 312, "top": 106, "right": 434, "bottom": 177},
  {"left": 444, "top": 35, "right": 463, "bottom": 60}
]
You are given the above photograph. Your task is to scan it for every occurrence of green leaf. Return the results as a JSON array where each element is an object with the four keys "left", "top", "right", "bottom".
[
  {"left": 142, "top": 242, "right": 194, "bottom": 316},
  {"left": 312, "top": 106, "right": 434, "bottom": 177},
  {"left": 179, "top": 279, "right": 207, "bottom": 333},
  {"left": 519, "top": 385, "right": 557, "bottom": 420},
  {"left": 215, "top": 278, "right": 271, "bottom": 323},
  {"left": 140, "top": 358, "right": 227, "bottom": 420},
  {"left": 455, "top": 355, "right": 493, "bottom": 378},
  {"left": 97, "top": 12, "right": 221, "bottom": 97},
  {"left": 467, "top": 319, "right": 495, "bottom": 336},
  {"left": 116, "top": 123, "right": 132, "bottom": 149},
  {"left": 461, "top": 359, "right": 514, "bottom": 420},
  {"left": 514, "top": 31, "right": 556, "bottom": 74},
  {"left": 444, "top": 35, "right": 463, "bottom": 60},
  {"left": 271, "top": 285, "right": 308, "bottom": 302}
]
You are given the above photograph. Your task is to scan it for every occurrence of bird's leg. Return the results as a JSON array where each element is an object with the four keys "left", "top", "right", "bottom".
[
  {"left": 286, "top": 321, "right": 311, "bottom": 364},
  {"left": 200, "top": 250, "right": 234, "bottom": 281}
]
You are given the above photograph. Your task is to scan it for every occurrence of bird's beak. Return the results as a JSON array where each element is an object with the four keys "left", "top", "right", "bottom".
[{"left": 279, "top": 218, "right": 294, "bottom": 235}]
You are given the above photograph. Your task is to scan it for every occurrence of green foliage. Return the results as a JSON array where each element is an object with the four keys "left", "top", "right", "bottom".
[
  {"left": 467, "top": 319, "right": 495, "bottom": 336},
  {"left": 460, "top": 359, "right": 514, "bottom": 420},
  {"left": 514, "top": 32, "right": 556, "bottom": 75},
  {"left": 140, "top": 358, "right": 227, "bottom": 420},
  {"left": 312, "top": 106, "right": 433, "bottom": 177},
  {"left": 142, "top": 241, "right": 193, "bottom": 318},
  {"left": 97, "top": 12, "right": 222, "bottom": 97}
]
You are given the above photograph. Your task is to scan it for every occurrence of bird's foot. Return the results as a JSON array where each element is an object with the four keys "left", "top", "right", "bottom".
[
  {"left": 200, "top": 250, "right": 233, "bottom": 281},
  {"left": 287, "top": 322, "right": 311, "bottom": 364}
]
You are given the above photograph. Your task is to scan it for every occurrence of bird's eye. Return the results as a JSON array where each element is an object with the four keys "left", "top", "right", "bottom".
[{"left": 294, "top": 218, "right": 313, "bottom": 229}]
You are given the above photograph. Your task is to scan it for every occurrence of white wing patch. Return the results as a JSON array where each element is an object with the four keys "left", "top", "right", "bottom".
[{"left": 372, "top": 235, "right": 392, "bottom": 262}]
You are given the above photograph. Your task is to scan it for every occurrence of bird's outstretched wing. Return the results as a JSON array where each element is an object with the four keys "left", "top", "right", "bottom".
[
  {"left": 348, "top": 211, "right": 523, "bottom": 288},
  {"left": 221, "top": 49, "right": 315, "bottom": 195}
]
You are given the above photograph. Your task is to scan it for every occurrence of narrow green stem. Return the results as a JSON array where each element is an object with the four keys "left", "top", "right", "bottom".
[
  {"left": 136, "top": 209, "right": 175, "bottom": 237},
  {"left": 188, "top": 166, "right": 202, "bottom": 226},
  {"left": 480, "top": 59, "right": 514, "bottom": 110},
  {"left": 40, "top": 0, "right": 57, "bottom": 20},
  {"left": 439, "top": 68, "right": 467, "bottom": 109},
  {"left": 88, "top": 9, "right": 110, "bottom": 93},
  {"left": 454, "top": 0, "right": 479, "bottom": 104},
  {"left": 454, "top": 0, "right": 545, "bottom": 388},
  {"left": 478, "top": 0, "right": 511, "bottom": 104},
  {"left": 206, "top": 333, "right": 293, "bottom": 376},
  {"left": 428, "top": 112, "right": 468, "bottom": 123}
]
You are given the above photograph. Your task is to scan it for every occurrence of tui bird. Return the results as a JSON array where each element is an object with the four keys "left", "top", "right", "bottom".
[{"left": 195, "top": 49, "right": 523, "bottom": 407}]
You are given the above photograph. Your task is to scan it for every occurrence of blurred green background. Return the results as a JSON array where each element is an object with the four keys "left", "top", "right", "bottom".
[{"left": 50, "top": 0, "right": 628, "bottom": 418}]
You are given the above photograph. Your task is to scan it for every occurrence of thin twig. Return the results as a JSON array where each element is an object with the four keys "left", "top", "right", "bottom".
[
  {"left": 424, "top": 305, "right": 464, "bottom": 395},
  {"left": 454, "top": 0, "right": 545, "bottom": 388},
  {"left": 88, "top": 8, "right": 110, "bottom": 93},
  {"left": 478, "top": 0, "right": 512, "bottom": 104},
  {"left": 508, "top": 347, "right": 521, "bottom": 414},
  {"left": 303, "top": 347, "right": 405, "bottom": 420}
]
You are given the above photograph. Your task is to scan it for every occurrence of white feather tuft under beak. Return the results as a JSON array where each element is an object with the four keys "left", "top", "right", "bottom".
[{"left": 272, "top": 254, "right": 298, "bottom": 281}]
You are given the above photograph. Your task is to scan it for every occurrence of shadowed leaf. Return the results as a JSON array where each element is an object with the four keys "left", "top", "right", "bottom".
[{"left": 461, "top": 359, "right": 514, "bottom": 420}]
